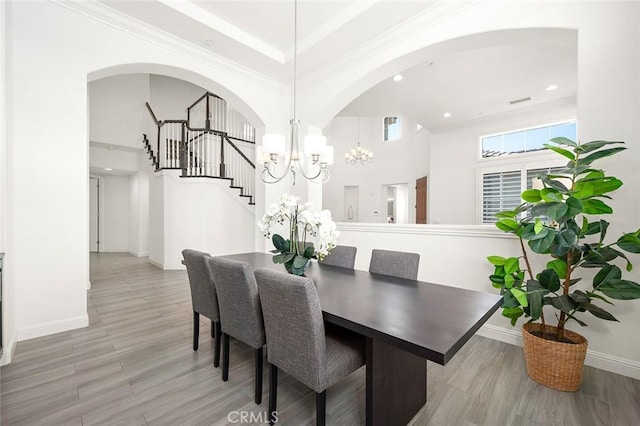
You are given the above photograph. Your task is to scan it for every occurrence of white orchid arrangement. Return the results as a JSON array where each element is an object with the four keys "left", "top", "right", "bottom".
[{"left": 258, "top": 194, "right": 339, "bottom": 275}]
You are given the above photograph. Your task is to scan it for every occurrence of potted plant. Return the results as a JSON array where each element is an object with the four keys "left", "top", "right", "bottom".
[
  {"left": 258, "top": 194, "right": 339, "bottom": 275},
  {"left": 488, "top": 137, "right": 640, "bottom": 391}
]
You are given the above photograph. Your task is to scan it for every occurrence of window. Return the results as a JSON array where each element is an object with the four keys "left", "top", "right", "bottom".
[
  {"left": 482, "top": 166, "right": 565, "bottom": 223},
  {"left": 383, "top": 117, "right": 401, "bottom": 141},
  {"left": 481, "top": 121, "right": 576, "bottom": 158}
]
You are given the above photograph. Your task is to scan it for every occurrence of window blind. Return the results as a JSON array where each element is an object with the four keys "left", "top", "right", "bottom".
[{"left": 482, "top": 170, "right": 521, "bottom": 223}]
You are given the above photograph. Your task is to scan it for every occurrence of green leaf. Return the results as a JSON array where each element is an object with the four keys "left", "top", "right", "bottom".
[
  {"left": 574, "top": 177, "right": 622, "bottom": 198},
  {"left": 272, "top": 234, "right": 286, "bottom": 251},
  {"left": 538, "top": 269, "right": 561, "bottom": 292},
  {"left": 598, "top": 279, "right": 640, "bottom": 300},
  {"left": 540, "top": 188, "right": 563, "bottom": 202},
  {"left": 582, "top": 303, "right": 618, "bottom": 321},
  {"left": 550, "top": 294, "right": 577, "bottom": 313},
  {"left": 495, "top": 218, "right": 520, "bottom": 232},
  {"left": 527, "top": 291, "right": 543, "bottom": 320},
  {"left": 502, "top": 291, "right": 520, "bottom": 308},
  {"left": 585, "top": 291, "right": 614, "bottom": 305},
  {"left": 504, "top": 257, "right": 520, "bottom": 275},
  {"left": 529, "top": 231, "right": 555, "bottom": 253},
  {"left": 570, "top": 290, "right": 590, "bottom": 304},
  {"left": 565, "top": 313, "right": 588, "bottom": 326},
  {"left": 510, "top": 288, "right": 528, "bottom": 307},
  {"left": 543, "top": 143, "right": 575, "bottom": 161},
  {"left": 272, "top": 252, "right": 295, "bottom": 264},
  {"left": 501, "top": 307, "right": 524, "bottom": 326},
  {"left": 550, "top": 136, "right": 578, "bottom": 147},
  {"left": 522, "top": 224, "right": 548, "bottom": 241},
  {"left": 592, "top": 264, "right": 622, "bottom": 290},
  {"left": 616, "top": 234, "right": 640, "bottom": 253},
  {"left": 293, "top": 255, "right": 309, "bottom": 269},
  {"left": 487, "top": 256, "right": 506, "bottom": 266},
  {"left": 565, "top": 197, "right": 583, "bottom": 217},
  {"left": 582, "top": 199, "right": 613, "bottom": 215},
  {"left": 579, "top": 147, "right": 626, "bottom": 165},
  {"left": 577, "top": 140, "right": 624, "bottom": 154},
  {"left": 541, "top": 176, "right": 570, "bottom": 192},
  {"left": 522, "top": 189, "right": 542, "bottom": 203},
  {"left": 303, "top": 245, "right": 315, "bottom": 258},
  {"left": 495, "top": 210, "right": 517, "bottom": 219},
  {"left": 547, "top": 259, "right": 567, "bottom": 280}
]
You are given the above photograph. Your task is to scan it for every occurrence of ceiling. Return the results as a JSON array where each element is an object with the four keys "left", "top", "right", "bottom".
[{"left": 97, "top": 0, "right": 577, "bottom": 131}]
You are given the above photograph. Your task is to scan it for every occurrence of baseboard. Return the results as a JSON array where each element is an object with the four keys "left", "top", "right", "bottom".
[
  {"left": 128, "top": 250, "right": 149, "bottom": 258},
  {"left": 17, "top": 314, "right": 89, "bottom": 341},
  {"left": 101, "top": 248, "right": 129, "bottom": 253},
  {"left": 148, "top": 257, "right": 164, "bottom": 269},
  {"left": 0, "top": 331, "right": 18, "bottom": 366},
  {"left": 478, "top": 324, "right": 640, "bottom": 380}
]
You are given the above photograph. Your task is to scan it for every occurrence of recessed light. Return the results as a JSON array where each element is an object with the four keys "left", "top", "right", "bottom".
[
  {"left": 443, "top": 112, "right": 452, "bottom": 118},
  {"left": 205, "top": 39, "right": 214, "bottom": 47},
  {"left": 545, "top": 84, "right": 558, "bottom": 91},
  {"left": 104, "top": 168, "right": 112, "bottom": 171},
  {"left": 393, "top": 74, "right": 403, "bottom": 82}
]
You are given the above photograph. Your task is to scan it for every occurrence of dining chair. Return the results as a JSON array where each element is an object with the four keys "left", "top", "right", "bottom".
[
  {"left": 208, "top": 257, "right": 266, "bottom": 404},
  {"left": 369, "top": 249, "right": 420, "bottom": 280},
  {"left": 182, "top": 249, "right": 221, "bottom": 368},
  {"left": 318, "top": 245, "right": 357, "bottom": 269},
  {"left": 254, "top": 268, "right": 365, "bottom": 426}
]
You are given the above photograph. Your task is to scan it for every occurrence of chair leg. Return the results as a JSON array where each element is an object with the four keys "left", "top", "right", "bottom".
[
  {"left": 213, "top": 322, "right": 222, "bottom": 368},
  {"left": 193, "top": 311, "right": 200, "bottom": 351},
  {"left": 254, "top": 347, "right": 263, "bottom": 404},
  {"left": 316, "top": 391, "right": 326, "bottom": 426},
  {"left": 222, "top": 332, "right": 230, "bottom": 381},
  {"left": 211, "top": 319, "right": 215, "bottom": 338},
  {"left": 269, "top": 364, "right": 278, "bottom": 425}
]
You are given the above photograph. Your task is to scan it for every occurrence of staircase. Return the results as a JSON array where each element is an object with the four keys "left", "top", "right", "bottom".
[{"left": 144, "top": 92, "right": 256, "bottom": 205}]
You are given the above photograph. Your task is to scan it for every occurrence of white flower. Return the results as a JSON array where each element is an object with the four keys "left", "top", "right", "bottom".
[{"left": 258, "top": 194, "right": 339, "bottom": 259}]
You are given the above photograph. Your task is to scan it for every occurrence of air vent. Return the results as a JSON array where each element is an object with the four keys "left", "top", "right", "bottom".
[{"left": 510, "top": 97, "right": 531, "bottom": 105}]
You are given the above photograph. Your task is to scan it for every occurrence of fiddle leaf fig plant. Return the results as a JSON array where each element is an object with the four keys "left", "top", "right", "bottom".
[{"left": 488, "top": 137, "right": 640, "bottom": 342}]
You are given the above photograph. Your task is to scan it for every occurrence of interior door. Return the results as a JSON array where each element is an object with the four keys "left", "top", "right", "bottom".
[
  {"left": 416, "top": 176, "right": 427, "bottom": 224},
  {"left": 90, "top": 177, "right": 100, "bottom": 252}
]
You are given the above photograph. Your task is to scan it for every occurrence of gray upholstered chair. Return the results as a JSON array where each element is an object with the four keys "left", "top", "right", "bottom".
[
  {"left": 208, "top": 257, "right": 266, "bottom": 404},
  {"left": 182, "top": 249, "right": 221, "bottom": 368},
  {"left": 255, "top": 268, "right": 365, "bottom": 426},
  {"left": 318, "top": 245, "right": 357, "bottom": 269},
  {"left": 369, "top": 249, "right": 420, "bottom": 280}
]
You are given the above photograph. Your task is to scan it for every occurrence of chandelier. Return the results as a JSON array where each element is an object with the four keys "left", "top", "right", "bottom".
[
  {"left": 345, "top": 117, "right": 373, "bottom": 165},
  {"left": 258, "top": 0, "right": 333, "bottom": 185}
]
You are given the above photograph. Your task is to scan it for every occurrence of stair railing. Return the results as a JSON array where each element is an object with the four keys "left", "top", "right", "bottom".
[{"left": 146, "top": 100, "right": 256, "bottom": 203}]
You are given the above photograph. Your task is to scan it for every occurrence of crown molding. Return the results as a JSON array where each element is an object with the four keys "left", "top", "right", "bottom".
[
  {"left": 300, "top": 0, "right": 480, "bottom": 87},
  {"left": 50, "top": 0, "right": 288, "bottom": 94},
  {"left": 157, "top": 0, "right": 285, "bottom": 63}
]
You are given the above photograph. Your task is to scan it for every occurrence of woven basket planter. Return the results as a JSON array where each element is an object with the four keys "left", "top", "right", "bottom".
[{"left": 522, "top": 323, "right": 588, "bottom": 392}]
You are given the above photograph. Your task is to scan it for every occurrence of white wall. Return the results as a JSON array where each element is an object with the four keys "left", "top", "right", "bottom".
[
  {"left": 149, "top": 171, "right": 256, "bottom": 270},
  {"left": 149, "top": 74, "right": 208, "bottom": 121},
  {"left": 102, "top": 175, "right": 129, "bottom": 252},
  {"left": 128, "top": 172, "right": 149, "bottom": 257},
  {"left": 322, "top": 116, "right": 429, "bottom": 223},
  {"left": 429, "top": 99, "right": 576, "bottom": 224},
  {"left": 89, "top": 74, "right": 150, "bottom": 149}
]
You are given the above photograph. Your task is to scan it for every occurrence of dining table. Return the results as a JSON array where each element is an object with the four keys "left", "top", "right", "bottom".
[{"left": 220, "top": 252, "right": 502, "bottom": 426}]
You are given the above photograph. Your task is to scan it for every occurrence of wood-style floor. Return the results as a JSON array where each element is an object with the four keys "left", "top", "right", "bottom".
[{"left": 0, "top": 253, "right": 639, "bottom": 425}]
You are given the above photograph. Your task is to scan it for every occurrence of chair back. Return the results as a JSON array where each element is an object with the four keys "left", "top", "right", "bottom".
[
  {"left": 255, "top": 268, "right": 326, "bottom": 391},
  {"left": 319, "top": 245, "right": 357, "bottom": 269},
  {"left": 208, "top": 258, "right": 265, "bottom": 349},
  {"left": 182, "top": 249, "right": 219, "bottom": 321},
  {"left": 369, "top": 249, "right": 420, "bottom": 280}
]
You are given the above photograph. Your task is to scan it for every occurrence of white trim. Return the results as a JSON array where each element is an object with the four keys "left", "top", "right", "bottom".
[
  {"left": 51, "top": 0, "right": 287, "bottom": 93},
  {"left": 17, "top": 315, "right": 89, "bottom": 341},
  {"left": 478, "top": 324, "right": 640, "bottom": 380},
  {"left": 100, "top": 248, "right": 129, "bottom": 253},
  {"left": 337, "top": 222, "right": 513, "bottom": 238},
  {"left": 148, "top": 257, "right": 164, "bottom": 270},
  {"left": 87, "top": 280, "right": 91, "bottom": 290},
  {"left": 128, "top": 250, "right": 149, "bottom": 258},
  {"left": 0, "top": 331, "right": 18, "bottom": 366}
]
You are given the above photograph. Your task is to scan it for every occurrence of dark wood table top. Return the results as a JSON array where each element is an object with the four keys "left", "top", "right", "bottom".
[{"left": 220, "top": 252, "right": 502, "bottom": 365}]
